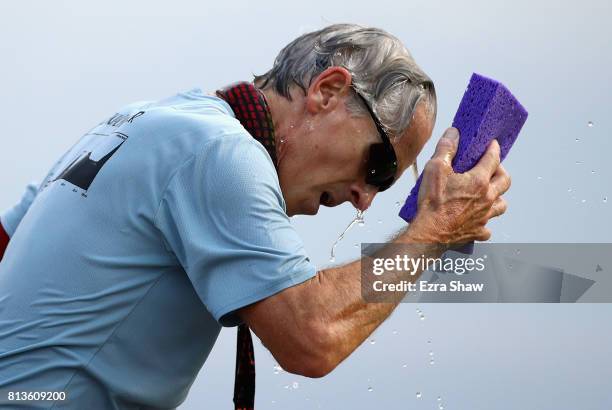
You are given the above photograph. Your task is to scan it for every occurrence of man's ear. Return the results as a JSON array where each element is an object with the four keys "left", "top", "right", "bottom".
[{"left": 305, "top": 66, "right": 353, "bottom": 114}]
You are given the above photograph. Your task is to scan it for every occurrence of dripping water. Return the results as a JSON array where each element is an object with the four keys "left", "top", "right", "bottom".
[{"left": 330, "top": 210, "right": 365, "bottom": 262}]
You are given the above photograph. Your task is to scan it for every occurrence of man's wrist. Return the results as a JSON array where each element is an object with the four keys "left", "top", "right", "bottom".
[{"left": 395, "top": 222, "right": 449, "bottom": 258}]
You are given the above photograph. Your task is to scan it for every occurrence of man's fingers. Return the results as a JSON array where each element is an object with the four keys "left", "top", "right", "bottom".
[
  {"left": 475, "top": 227, "right": 492, "bottom": 242},
  {"left": 431, "top": 127, "right": 460, "bottom": 166},
  {"left": 487, "top": 197, "right": 507, "bottom": 219},
  {"left": 490, "top": 164, "right": 511, "bottom": 196},
  {"left": 472, "top": 139, "right": 501, "bottom": 178}
]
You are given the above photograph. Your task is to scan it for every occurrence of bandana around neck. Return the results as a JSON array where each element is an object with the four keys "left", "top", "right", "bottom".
[
  {"left": 216, "top": 82, "right": 278, "bottom": 169},
  {"left": 215, "top": 81, "right": 279, "bottom": 410}
]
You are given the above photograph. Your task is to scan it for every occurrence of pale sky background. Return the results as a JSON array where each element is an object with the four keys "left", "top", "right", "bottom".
[{"left": 0, "top": 0, "right": 611, "bottom": 409}]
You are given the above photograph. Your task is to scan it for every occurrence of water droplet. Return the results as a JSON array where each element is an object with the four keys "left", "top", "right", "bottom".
[
  {"left": 439, "top": 404, "right": 444, "bottom": 410},
  {"left": 575, "top": 138, "right": 580, "bottom": 142},
  {"left": 568, "top": 188, "right": 573, "bottom": 193},
  {"left": 604, "top": 197, "right": 608, "bottom": 203},
  {"left": 356, "top": 210, "right": 366, "bottom": 227},
  {"left": 370, "top": 338, "right": 376, "bottom": 345},
  {"left": 292, "top": 382, "right": 299, "bottom": 389},
  {"left": 284, "top": 384, "right": 290, "bottom": 389},
  {"left": 576, "top": 160, "right": 583, "bottom": 165},
  {"left": 429, "top": 351, "right": 434, "bottom": 356},
  {"left": 537, "top": 176, "right": 542, "bottom": 180},
  {"left": 367, "top": 386, "right": 373, "bottom": 392},
  {"left": 430, "top": 359, "right": 435, "bottom": 365},
  {"left": 273, "top": 364, "right": 281, "bottom": 374},
  {"left": 395, "top": 201, "right": 401, "bottom": 207},
  {"left": 588, "top": 121, "right": 594, "bottom": 127},
  {"left": 591, "top": 170, "right": 596, "bottom": 174},
  {"left": 427, "top": 339, "right": 432, "bottom": 344},
  {"left": 392, "top": 329, "right": 398, "bottom": 335},
  {"left": 377, "top": 219, "right": 382, "bottom": 224},
  {"left": 402, "top": 363, "right": 407, "bottom": 368},
  {"left": 581, "top": 199, "right": 587, "bottom": 203},
  {"left": 354, "top": 243, "right": 359, "bottom": 248},
  {"left": 516, "top": 249, "right": 521, "bottom": 255},
  {"left": 596, "top": 264, "right": 603, "bottom": 272},
  {"left": 416, "top": 392, "right": 422, "bottom": 399},
  {"left": 438, "top": 396, "right": 442, "bottom": 402},
  {"left": 329, "top": 256, "right": 336, "bottom": 263},
  {"left": 420, "top": 314, "right": 425, "bottom": 321}
]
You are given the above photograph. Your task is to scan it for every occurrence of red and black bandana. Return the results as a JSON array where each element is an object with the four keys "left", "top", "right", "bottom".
[
  {"left": 216, "top": 81, "right": 279, "bottom": 410},
  {"left": 216, "top": 82, "right": 278, "bottom": 169}
]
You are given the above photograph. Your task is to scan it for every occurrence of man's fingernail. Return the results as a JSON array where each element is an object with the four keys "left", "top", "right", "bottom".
[{"left": 449, "top": 128, "right": 460, "bottom": 140}]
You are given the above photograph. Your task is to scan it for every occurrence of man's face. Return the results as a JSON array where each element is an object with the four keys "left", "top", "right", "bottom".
[{"left": 275, "top": 68, "right": 435, "bottom": 216}]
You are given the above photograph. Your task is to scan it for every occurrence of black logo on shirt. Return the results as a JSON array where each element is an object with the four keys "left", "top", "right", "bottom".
[
  {"left": 44, "top": 110, "right": 146, "bottom": 196},
  {"left": 54, "top": 138, "right": 126, "bottom": 191}
]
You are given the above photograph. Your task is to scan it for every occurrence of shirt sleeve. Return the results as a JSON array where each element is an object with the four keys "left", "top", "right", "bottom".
[
  {"left": 0, "top": 181, "right": 39, "bottom": 237},
  {"left": 154, "top": 134, "right": 317, "bottom": 326}
]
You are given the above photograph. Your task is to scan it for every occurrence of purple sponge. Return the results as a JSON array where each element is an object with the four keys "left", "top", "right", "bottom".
[{"left": 399, "top": 73, "right": 528, "bottom": 223}]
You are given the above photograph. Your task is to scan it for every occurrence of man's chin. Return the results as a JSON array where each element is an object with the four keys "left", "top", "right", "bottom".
[
  {"left": 285, "top": 202, "right": 319, "bottom": 216},
  {"left": 303, "top": 202, "right": 319, "bottom": 215},
  {"left": 298, "top": 200, "right": 319, "bottom": 216}
]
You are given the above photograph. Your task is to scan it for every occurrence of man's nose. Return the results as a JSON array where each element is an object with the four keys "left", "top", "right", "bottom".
[{"left": 349, "top": 184, "right": 378, "bottom": 211}]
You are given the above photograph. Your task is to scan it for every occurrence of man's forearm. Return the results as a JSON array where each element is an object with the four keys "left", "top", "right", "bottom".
[
  {"left": 243, "top": 226, "right": 447, "bottom": 377},
  {"left": 312, "top": 229, "right": 447, "bottom": 371}
]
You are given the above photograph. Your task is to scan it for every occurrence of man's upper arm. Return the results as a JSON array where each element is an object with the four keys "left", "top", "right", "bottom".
[{"left": 154, "top": 134, "right": 317, "bottom": 326}]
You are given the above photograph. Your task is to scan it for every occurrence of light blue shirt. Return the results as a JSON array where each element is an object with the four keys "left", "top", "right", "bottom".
[{"left": 0, "top": 89, "right": 317, "bottom": 409}]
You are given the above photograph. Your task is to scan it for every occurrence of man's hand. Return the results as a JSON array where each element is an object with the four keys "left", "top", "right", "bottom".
[{"left": 406, "top": 127, "right": 511, "bottom": 244}]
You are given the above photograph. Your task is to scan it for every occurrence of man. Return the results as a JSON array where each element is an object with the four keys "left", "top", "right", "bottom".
[{"left": 0, "top": 24, "right": 509, "bottom": 409}]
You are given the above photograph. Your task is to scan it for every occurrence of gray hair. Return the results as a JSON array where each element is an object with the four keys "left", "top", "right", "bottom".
[{"left": 254, "top": 23, "right": 437, "bottom": 138}]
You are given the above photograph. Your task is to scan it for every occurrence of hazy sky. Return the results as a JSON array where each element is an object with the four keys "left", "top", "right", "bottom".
[{"left": 1, "top": 0, "right": 610, "bottom": 408}]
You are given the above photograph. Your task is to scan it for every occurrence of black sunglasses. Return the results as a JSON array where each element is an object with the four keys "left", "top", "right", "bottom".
[{"left": 351, "top": 87, "right": 398, "bottom": 192}]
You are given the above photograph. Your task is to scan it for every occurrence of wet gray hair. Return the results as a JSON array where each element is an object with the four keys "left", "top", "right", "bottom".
[{"left": 254, "top": 23, "right": 437, "bottom": 138}]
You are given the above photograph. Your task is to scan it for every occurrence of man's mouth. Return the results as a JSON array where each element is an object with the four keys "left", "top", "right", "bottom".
[{"left": 320, "top": 191, "right": 331, "bottom": 207}]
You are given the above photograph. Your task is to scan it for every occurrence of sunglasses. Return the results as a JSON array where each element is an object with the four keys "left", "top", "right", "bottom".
[{"left": 351, "top": 87, "right": 398, "bottom": 192}]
